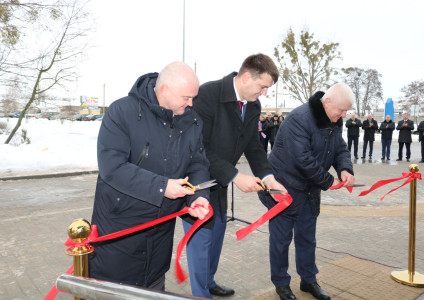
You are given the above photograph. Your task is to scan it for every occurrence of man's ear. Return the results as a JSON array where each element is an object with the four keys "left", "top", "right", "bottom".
[{"left": 241, "top": 71, "right": 251, "bottom": 84}]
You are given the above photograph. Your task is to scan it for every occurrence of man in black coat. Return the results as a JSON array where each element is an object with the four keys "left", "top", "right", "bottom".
[
  {"left": 418, "top": 120, "right": 424, "bottom": 163},
  {"left": 345, "top": 113, "right": 362, "bottom": 159},
  {"left": 361, "top": 114, "right": 378, "bottom": 159},
  {"left": 182, "top": 54, "right": 287, "bottom": 299},
  {"left": 262, "top": 83, "right": 355, "bottom": 300},
  {"left": 396, "top": 113, "right": 414, "bottom": 162},
  {"left": 379, "top": 115, "right": 395, "bottom": 160},
  {"left": 89, "top": 62, "right": 210, "bottom": 290},
  {"left": 268, "top": 114, "right": 281, "bottom": 149}
]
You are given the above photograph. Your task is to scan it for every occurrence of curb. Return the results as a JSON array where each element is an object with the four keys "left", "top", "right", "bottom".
[{"left": 0, "top": 170, "right": 99, "bottom": 181}]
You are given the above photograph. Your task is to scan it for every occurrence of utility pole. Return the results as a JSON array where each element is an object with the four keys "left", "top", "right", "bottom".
[
  {"left": 182, "top": 0, "right": 185, "bottom": 62},
  {"left": 103, "top": 83, "right": 106, "bottom": 115}
]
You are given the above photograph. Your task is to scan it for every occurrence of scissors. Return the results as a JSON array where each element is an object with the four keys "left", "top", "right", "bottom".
[
  {"left": 256, "top": 178, "right": 286, "bottom": 195},
  {"left": 180, "top": 179, "right": 217, "bottom": 192}
]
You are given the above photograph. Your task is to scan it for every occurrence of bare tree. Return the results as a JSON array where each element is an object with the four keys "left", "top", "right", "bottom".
[
  {"left": 274, "top": 28, "right": 341, "bottom": 104},
  {"left": 1, "top": 76, "right": 22, "bottom": 116},
  {"left": 3, "top": 0, "right": 93, "bottom": 144},
  {"left": 0, "top": 1, "right": 59, "bottom": 70},
  {"left": 399, "top": 80, "right": 424, "bottom": 113},
  {"left": 342, "top": 67, "right": 383, "bottom": 117}
]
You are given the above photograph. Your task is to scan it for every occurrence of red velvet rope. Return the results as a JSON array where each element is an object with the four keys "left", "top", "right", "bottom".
[
  {"left": 358, "top": 172, "right": 421, "bottom": 200},
  {"left": 236, "top": 194, "right": 293, "bottom": 240}
]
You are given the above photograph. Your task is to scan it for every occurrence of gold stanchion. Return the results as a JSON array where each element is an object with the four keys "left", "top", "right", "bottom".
[
  {"left": 66, "top": 219, "right": 94, "bottom": 300},
  {"left": 391, "top": 164, "right": 424, "bottom": 287}
]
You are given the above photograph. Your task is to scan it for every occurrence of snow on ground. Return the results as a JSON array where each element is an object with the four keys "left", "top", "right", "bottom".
[
  {"left": 0, "top": 116, "right": 420, "bottom": 175},
  {"left": 0, "top": 117, "right": 100, "bottom": 175}
]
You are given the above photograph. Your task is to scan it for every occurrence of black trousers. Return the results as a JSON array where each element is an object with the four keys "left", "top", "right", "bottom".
[{"left": 398, "top": 142, "right": 411, "bottom": 159}]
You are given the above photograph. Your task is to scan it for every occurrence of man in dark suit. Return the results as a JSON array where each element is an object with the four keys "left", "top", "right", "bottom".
[
  {"left": 361, "top": 114, "right": 378, "bottom": 159},
  {"left": 345, "top": 113, "right": 362, "bottom": 159},
  {"left": 396, "top": 113, "right": 414, "bottom": 162},
  {"left": 181, "top": 54, "right": 287, "bottom": 299}
]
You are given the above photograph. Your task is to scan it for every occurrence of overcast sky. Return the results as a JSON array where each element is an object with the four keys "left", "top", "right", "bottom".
[{"left": 71, "top": 0, "right": 424, "bottom": 108}]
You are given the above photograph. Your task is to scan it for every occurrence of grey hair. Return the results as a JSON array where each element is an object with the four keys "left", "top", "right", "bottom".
[{"left": 321, "top": 83, "right": 355, "bottom": 106}]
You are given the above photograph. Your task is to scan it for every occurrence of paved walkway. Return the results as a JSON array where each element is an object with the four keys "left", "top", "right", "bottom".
[{"left": 1, "top": 141, "right": 424, "bottom": 299}]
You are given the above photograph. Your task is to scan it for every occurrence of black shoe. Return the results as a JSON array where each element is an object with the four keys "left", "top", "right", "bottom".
[
  {"left": 354, "top": 156, "right": 358, "bottom": 159},
  {"left": 361, "top": 156, "right": 365, "bottom": 159},
  {"left": 276, "top": 286, "right": 297, "bottom": 300},
  {"left": 396, "top": 158, "right": 402, "bottom": 161},
  {"left": 300, "top": 281, "right": 331, "bottom": 300},
  {"left": 209, "top": 284, "right": 235, "bottom": 297},
  {"left": 381, "top": 157, "right": 385, "bottom": 160},
  {"left": 420, "top": 160, "right": 424, "bottom": 163},
  {"left": 387, "top": 158, "right": 390, "bottom": 160},
  {"left": 407, "top": 159, "right": 410, "bottom": 162}
]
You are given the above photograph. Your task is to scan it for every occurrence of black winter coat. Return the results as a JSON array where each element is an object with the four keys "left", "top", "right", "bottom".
[
  {"left": 418, "top": 121, "right": 424, "bottom": 142},
  {"left": 345, "top": 118, "right": 362, "bottom": 136},
  {"left": 89, "top": 73, "right": 210, "bottom": 286},
  {"left": 267, "top": 120, "right": 281, "bottom": 142},
  {"left": 362, "top": 119, "right": 378, "bottom": 141},
  {"left": 379, "top": 120, "right": 395, "bottom": 140},
  {"left": 182, "top": 72, "right": 272, "bottom": 228},
  {"left": 267, "top": 92, "right": 353, "bottom": 217},
  {"left": 396, "top": 119, "right": 414, "bottom": 143}
]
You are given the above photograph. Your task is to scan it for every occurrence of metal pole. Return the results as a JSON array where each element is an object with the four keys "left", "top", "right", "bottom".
[
  {"left": 391, "top": 164, "right": 424, "bottom": 287},
  {"left": 66, "top": 219, "right": 94, "bottom": 300},
  {"left": 56, "top": 274, "right": 201, "bottom": 300},
  {"left": 182, "top": 0, "right": 185, "bottom": 62},
  {"left": 103, "top": 83, "right": 106, "bottom": 115}
]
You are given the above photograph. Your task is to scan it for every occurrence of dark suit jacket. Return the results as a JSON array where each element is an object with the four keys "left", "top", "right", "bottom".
[
  {"left": 396, "top": 119, "right": 414, "bottom": 143},
  {"left": 182, "top": 72, "right": 272, "bottom": 228}
]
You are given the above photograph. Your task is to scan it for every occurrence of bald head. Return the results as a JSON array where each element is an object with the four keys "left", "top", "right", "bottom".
[
  {"left": 156, "top": 62, "right": 199, "bottom": 91},
  {"left": 155, "top": 62, "right": 199, "bottom": 115}
]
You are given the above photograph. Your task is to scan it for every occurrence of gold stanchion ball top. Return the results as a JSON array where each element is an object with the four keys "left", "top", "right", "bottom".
[
  {"left": 409, "top": 164, "right": 419, "bottom": 173},
  {"left": 67, "top": 219, "right": 91, "bottom": 243}
]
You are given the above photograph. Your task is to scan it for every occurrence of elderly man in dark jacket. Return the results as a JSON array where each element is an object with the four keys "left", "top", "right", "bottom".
[
  {"left": 361, "top": 114, "right": 378, "bottom": 159},
  {"left": 345, "top": 113, "right": 362, "bottom": 159},
  {"left": 379, "top": 115, "right": 395, "bottom": 160},
  {"left": 260, "top": 83, "right": 355, "bottom": 300},
  {"left": 419, "top": 120, "right": 424, "bottom": 163},
  {"left": 89, "top": 62, "right": 210, "bottom": 290},
  {"left": 182, "top": 54, "right": 286, "bottom": 299},
  {"left": 396, "top": 113, "right": 414, "bottom": 162}
]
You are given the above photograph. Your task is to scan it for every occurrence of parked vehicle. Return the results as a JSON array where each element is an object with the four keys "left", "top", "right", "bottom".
[
  {"left": 9, "top": 112, "right": 21, "bottom": 118},
  {"left": 82, "top": 114, "right": 94, "bottom": 121},
  {"left": 90, "top": 114, "right": 103, "bottom": 121},
  {"left": 40, "top": 112, "right": 59, "bottom": 120}
]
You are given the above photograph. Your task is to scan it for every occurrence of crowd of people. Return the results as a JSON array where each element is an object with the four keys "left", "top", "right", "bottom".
[
  {"left": 258, "top": 112, "right": 285, "bottom": 152},
  {"left": 346, "top": 112, "right": 424, "bottom": 163},
  {"left": 85, "top": 53, "right": 424, "bottom": 300}
]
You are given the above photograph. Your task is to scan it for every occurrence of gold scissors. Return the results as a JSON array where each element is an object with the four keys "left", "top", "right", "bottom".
[
  {"left": 180, "top": 179, "right": 217, "bottom": 192},
  {"left": 256, "top": 177, "right": 286, "bottom": 195}
]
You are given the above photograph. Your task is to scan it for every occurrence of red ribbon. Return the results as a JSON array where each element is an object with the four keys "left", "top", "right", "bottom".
[
  {"left": 358, "top": 172, "right": 421, "bottom": 200},
  {"left": 175, "top": 207, "right": 214, "bottom": 282},
  {"left": 62, "top": 204, "right": 212, "bottom": 285},
  {"left": 236, "top": 194, "right": 293, "bottom": 241},
  {"left": 328, "top": 180, "right": 353, "bottom": 193},
  {"left": 44, "top": 265, "right": 74, "bottom": 300}
]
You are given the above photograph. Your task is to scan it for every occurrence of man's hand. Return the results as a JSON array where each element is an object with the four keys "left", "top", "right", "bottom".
[
  {"left": 263, "top": 175, "right": 287, "bottom": 202},
  {"left": 164, "top": 177, "right": 194, "bottom": 199},
  {"left": 188, "top": 197, "right": 210, "bottom": 220},
  {"left": 340, "top": 171, "right": 355, "bottom": 186},
  {"left": 233, "top": 173, "right": 262, "bottom": 193}
]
